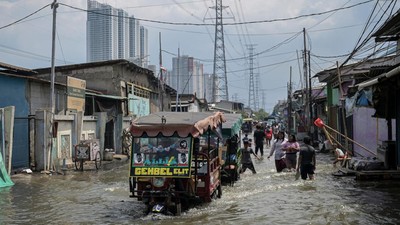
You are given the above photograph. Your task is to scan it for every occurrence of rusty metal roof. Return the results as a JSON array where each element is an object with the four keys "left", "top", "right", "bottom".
[{"left": 0, "top": 61, "right": 34, "bottom": 73}]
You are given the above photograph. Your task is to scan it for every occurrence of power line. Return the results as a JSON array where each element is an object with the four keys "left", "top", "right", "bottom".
[
  {"left": 311, "top": 53, "right": 351, "bottom": 59},
  {"left": 233, "top": 0, "right": 250, "bottom": 49},
  {"left": 228, "top": 57, "right": 298, "bottom": 73},
  {"left": 339, "top": 0, "right": 396, "bottom": 67},
  {"left": 145, "top": 22, "right": 367, "bottom": 37},
  {"left": 308, "top": 0, "right": 352, "bottom": 31},
  {"left": 123, "top": 0, "right": 207, "bottom": 9},
  {"left": 59, "top": 0, "right": 373, "bottom": 26},
  {"left": 0, "top": 44, "right": 75, "bottom": 64},
  {"left": 0, "top": 3, "right": 51, "bottom": 30}
]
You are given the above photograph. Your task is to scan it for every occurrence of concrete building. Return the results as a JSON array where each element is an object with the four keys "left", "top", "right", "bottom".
[
  {"left": 34, "top": 59, "right": 175, "bottom": 117},
  {"left": 170, "top": 94, "right": 208, "bottom": 112},
  {"left": 32, "top": 60, "right": 175, "bottom": 170},
  {"left": 0, "top": 59, "right": 176, "bottom": 173},
  {"left": 0, "top": 63, "right": 36, "bottom": 171},
  {"left": 210, "top": 100, "right": 244, "bottom": 114}
]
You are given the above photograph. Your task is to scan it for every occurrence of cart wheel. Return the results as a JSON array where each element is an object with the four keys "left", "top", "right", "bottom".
[
  {"left": 95, "top": 151, "right": 102, "bottom": 170},
  {"left": 75, "top": 158, "right": 83, "bottom": 171}
]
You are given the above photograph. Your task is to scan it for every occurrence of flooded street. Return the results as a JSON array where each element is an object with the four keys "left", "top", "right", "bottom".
[{"left": 1, "top": 152, "right": 400, "bottom": 225}]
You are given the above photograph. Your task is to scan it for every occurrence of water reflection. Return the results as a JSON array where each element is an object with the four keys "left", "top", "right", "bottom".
[{"left": 0, "top": 154, "right": 399, "bottom": 224}]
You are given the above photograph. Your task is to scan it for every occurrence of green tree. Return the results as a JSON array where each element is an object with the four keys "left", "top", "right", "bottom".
[{"left": 253, "top": 109, "right": 269, "bottom": 121}]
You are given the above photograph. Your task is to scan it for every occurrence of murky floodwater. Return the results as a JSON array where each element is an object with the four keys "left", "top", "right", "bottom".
[{"left": 1, "top": 150, "right": 400, "bottom": 225}]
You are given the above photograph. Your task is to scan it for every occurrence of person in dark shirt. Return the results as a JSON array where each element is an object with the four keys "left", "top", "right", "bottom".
[
  {"left": 253, "top": 124, "right": 265, "bottom": 157},
  {"left": 240, "top": 139, "right": 260, "bottom": 174},
  {"left": 296, "top": 136, "right": 316, "bottom": 180}
]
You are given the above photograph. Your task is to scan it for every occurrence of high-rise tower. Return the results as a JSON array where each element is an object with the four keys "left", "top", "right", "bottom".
[
  {"left": 117, "top": 9, "right": 129, "bottom": 59},
  {"left": 170, "top": 55, "right": 204, "bottom": 96},
  {"left": 86, "top": 0, "right": 147, "bottom": 64},
  {"left": 128, "top": 16, "right": 140, "bottom": 59},
  {"left": 87, "top": 0, "right": 118, "bottom": 62},
  {"left": 139, "top": 26, "right": 149, "bottom": 67}
]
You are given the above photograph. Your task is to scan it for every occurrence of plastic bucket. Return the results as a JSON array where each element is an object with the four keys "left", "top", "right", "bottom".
[{"left": 314, "top": 118, "right": 324, "bottom": 128}]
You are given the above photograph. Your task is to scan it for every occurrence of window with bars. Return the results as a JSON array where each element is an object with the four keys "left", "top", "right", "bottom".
[{"left": 133, "top": 86, "right": 150, "bottom": 98}]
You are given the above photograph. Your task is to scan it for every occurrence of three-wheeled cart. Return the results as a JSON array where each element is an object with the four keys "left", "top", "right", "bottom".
[
  {"left": 220, "top": 113, "right": 243, "bottom": 186},
  {"left": 128, "top": 112, "right": 225, "bottom": 215},
  {"left": 74, "top": 139, "right": 102, "bottom": 171}
]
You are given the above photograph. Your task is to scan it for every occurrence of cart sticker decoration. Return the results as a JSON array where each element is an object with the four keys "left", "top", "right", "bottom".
[
  {"left": 76, "top": 143, "right": 90, "bottom": 160},
  {"left": 130, "top": 137, "right": 192, "bottom": 178}
]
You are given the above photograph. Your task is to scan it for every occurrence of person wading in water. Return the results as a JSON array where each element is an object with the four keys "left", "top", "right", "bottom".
[
  {"left": 253, "top": 124, "right": 266, "bottom": 157},
  {"left": 297, "top": 136, "right": 316, "bottom": 180},
  {"left": 282, "top": 134, "right": 300, "bottom": 172},
  {"left": 267, "top": 131, "right": 287, "bottom": 173},
  {"left": 240, "top": 139, "right": 260, "bottom": 174}
]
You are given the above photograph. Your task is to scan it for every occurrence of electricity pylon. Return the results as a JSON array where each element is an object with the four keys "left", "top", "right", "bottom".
[{"left": 211, "top": 0, "right": 229, "bottom": 102}]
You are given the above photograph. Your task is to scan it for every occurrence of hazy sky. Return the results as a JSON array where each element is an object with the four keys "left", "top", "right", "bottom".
[{"left": 0, "top": 0, "right": 398, "bottom": 112}]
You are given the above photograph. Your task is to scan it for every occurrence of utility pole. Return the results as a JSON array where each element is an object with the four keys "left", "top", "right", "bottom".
[
  {"left": 176, "top": 48, "right": 180, "bottom": 112},
  {"left": 158, "top": 32, "right": 164, "bottom": 111},
  {"left": 211, "top": 0, "right": 229, "bottom": 102},
  {"left": 288, "top": 66, "right": 293, "bottom": 134},
  {"left": 48, "top": 0, "right": 58, "bottom": 172},
  {"left": 302, "top": 28, "right": 309, "bottom": 134},
  {"left": 308, "top": 49, "right": 314, "bottom": 139},
  {"left": 336, "top": 61, "right": 349, "bottom": 149}
]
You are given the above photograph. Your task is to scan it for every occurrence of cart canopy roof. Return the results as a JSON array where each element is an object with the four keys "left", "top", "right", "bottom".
[
  {"left": 130, "top": 112, "right": 226, "bottom": 137},
  {"left": 222, "top": 113, "right": 243, "bottom": 137}
]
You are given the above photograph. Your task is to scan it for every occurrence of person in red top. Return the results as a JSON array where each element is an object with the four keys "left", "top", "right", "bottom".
[{"left": 264, "top": 126, "right": 273, "bottom": 148}]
